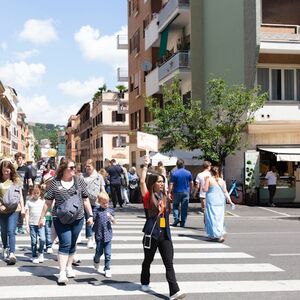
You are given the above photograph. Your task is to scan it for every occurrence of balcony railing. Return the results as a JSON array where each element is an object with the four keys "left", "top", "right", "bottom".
[
  {"left": 158, "top": 0, "right": 190, "bottom": 32},
  {"left": 117, "top": 67, "right": 128, "bottom": 82},
  {"left": 117, "top": 35, "right": 128, "bottom": 49},
  {"left": 158, "top": 51, "right": 190, "bottom": 81}
]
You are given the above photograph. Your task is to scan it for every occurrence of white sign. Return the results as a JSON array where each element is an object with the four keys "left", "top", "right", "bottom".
[{"left": 137, "top": 131, "right": 158, "bottom": 152}]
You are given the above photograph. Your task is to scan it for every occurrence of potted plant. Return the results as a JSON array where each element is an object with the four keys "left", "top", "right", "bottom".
[{"left": 244, "top": 160, "right": 257, "bottom": 206}]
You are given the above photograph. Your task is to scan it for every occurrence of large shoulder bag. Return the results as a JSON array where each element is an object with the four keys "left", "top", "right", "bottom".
[
  {"left": 56, "top": 177, "right": 82, "bottom": 224},
  {"left": 2, "top": 184, "right": 22, "bottom": 211}
]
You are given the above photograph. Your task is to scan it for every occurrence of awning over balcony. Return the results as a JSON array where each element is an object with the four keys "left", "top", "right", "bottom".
[
  {"left": 159, "top": 26, "right": 169, "bottom": 58},
  {"left": 258, "top": 146, "right": 300, "bottom": 161},
  {"left": 260, "top": 42, "right": 300, "bottom": 54}
]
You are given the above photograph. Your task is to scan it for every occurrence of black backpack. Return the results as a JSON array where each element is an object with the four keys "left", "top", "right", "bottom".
[{"left": 56, "top": 178, "right": 82, "bottom": 224}]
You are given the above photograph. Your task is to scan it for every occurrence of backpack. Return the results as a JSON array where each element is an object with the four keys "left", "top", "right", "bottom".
[
  {"left": 56, "top": 177, "right": 82, "bottom": 224},
  {"left": 2, "top": 184, "right": 22, "bottom": 211}
]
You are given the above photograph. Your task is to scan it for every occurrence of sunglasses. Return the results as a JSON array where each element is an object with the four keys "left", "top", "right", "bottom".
[{"left": 68, "top": 166, "right": 76, "bottom": 170}]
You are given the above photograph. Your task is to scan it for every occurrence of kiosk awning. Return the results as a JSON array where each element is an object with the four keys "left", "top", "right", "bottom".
[{"left": 258, "top": 147, "right": 300, "bottom": 162}]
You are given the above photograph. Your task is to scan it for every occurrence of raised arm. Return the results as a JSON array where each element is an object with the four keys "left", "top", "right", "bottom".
[{"left": 140, "top": 155, "right": 149, "bottom": 197}]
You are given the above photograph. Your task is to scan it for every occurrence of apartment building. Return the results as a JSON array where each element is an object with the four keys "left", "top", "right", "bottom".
[
  {"left": 91, "top": 91, "right": 129, "bottom": 170},
  {"left": 0, "top": 81, "right": 13, "bottom": 157},
  {"left": 4, "top": 86, "right": 19, "bottom": 156},
  {"left": 128, "top": 0, "right": 162, "bottom": 166},
  {"left": 65, "top": 115, "right": 79, "bottom": 162},
  {"left": 76, "top": 102, "right": 91, "bottom": 171},
  {"left": 17, "top": 110, "right": 27, "bottom": 154}
]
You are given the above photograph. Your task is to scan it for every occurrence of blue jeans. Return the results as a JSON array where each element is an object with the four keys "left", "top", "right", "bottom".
[
  {"left": 94, "top": 240, "right": 112, "bottom": 270},
  {"left": 0, "top": 211, "right": 19, "bottom": 253},
  {"left": 29, "top": 225, "right": 46, "bottom": 257},
  {"left": 84, "top": 205, "right": 95, "bottom": 238},
  {"left": 172, "top": 192, "right": 190, "bottom": 226},
  {"left": 53, "top": 217, "right": 84, "bottom": 255},
  {"left": 44, "top": 219, "right": 52, "bottom": 249}
]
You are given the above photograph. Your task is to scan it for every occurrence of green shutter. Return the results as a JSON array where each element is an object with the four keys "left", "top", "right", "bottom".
[{"left": 159, "top": 26, "right": 169, "bottom": 58}]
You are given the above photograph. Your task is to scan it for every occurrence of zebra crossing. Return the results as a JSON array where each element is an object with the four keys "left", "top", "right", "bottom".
[{"left": 0, "top": 214, "right": 299, "bottom": 299}]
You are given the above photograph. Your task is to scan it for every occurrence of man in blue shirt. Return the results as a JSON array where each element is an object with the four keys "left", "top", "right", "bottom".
[{"left": 168, "top": 159, "right": 193, "bottom": 227}]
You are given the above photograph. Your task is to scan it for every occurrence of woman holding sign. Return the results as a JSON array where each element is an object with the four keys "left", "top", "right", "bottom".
[{"left": 139, "top": 155, "right": 185, "bottom": 300}]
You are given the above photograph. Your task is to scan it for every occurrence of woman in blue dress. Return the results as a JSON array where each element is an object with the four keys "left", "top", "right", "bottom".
[{"left": 203, "top": 166, "right": 234, "bottom": 243}]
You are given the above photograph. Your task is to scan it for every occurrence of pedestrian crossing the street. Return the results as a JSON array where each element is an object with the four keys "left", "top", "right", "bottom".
[{"left": 0, "top": 215, "right": 299, "bottom": 299}]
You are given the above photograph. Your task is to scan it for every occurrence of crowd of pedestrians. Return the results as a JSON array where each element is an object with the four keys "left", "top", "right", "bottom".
[{"left": 0, "top": 152, "right": 240, "bottom": 299}]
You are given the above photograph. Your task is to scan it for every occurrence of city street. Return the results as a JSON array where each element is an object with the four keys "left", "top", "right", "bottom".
[{"left": 0, "top": 203, "right": 300, "bottom": 300}]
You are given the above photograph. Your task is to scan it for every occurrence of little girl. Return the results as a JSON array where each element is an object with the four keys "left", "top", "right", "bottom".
[
  {"left": 25, "top": 185, "right": 46, "bottom": 264},
  {"left": 93, "top": 191, "right": 116, "bottom": 278}
]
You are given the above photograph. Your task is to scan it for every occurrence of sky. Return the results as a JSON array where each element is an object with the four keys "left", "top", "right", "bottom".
[{"left": 0, "top": 0, "right": 128, "bottom": 125}]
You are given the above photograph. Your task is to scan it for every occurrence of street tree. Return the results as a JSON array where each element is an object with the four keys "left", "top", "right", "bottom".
[
  {"left": 34, "top": 143, "right": 41, "bottom": 160},
  {"left": 144, "top": 77, "right": 267, "bottom": 167}
]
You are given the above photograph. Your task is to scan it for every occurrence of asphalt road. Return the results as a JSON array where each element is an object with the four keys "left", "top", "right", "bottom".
[{"left": 0, "top": 203, "right": 300, "bottom": 300}]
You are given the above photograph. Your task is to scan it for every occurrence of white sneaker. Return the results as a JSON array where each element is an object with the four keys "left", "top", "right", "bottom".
[
  {"left": 58, "top": 271, "right": 68, "bottom": 284},
  {"left": 38, "top": 253, "right": 44, "bottom": 263},
  {"left": 170, "top": 290, "right": 186, "bottom": 300},
  {"left": 46, "top": 247, "right": 53, "bottom": 254},
  {"left": 7, "top": 253, "right": 16, "bottom": 265},
  {"left": 87, "top": 237, "right": 94, "bottom": 249},
  {"left": 32, "top": 257, "right": 40, "bottom": 264},
  {"left": 141, "top": 284, "right": 151, "bottom": 292},
  {"left": 105, "top": 269, "right": 112, "bottom": 278},
  {"left": 66, "top": 267, "right": 76, "bottom": 278}
]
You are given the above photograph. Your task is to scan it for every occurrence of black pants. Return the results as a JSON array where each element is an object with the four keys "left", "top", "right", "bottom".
[
  {"left": 268, "top": 185, "right": 276, "bottom": 204},
  {"left": 129, "top": 188, "right": 140, "bottom": 203},
  {"left": 110, "top": 184, "right": 123, "bottom": 208},
  {"left": 141, "top": 231, "right": 179, "bottom": 296}
]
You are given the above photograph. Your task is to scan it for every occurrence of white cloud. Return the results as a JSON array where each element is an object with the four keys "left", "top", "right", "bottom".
[
  {"left": 58, "top": 76, "right": 105, "bottom": 98},
  {"left": 74, "top": 25, "right": 128, "bottom": 68},
  {"left": 18, "top": 94, "right": 80, "bottom": 125},
  {"left": 0, "top": 61, "right": 45, "bottom": 88},
  {"left": 1, "top": 42, "right": 7, "bottom": 50},
  {"left": 15, "top": 49, "right": 40, "bottom": 60},
  {"left": 19, "top": 19, "right": 58, "bottom": 45}
]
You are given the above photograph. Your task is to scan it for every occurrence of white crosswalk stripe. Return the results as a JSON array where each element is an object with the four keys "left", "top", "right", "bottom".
[{"left": 0, "top": 216, "right": 296, "bottom": 299}]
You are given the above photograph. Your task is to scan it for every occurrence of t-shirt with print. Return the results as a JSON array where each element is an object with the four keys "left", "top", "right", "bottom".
[
  {"left": 82, "top": 170, "right": 105, "bottom": 206},
  {"left": 17, "top": 165, "right": 32, "bottom": 197},
  {"left": 25, "top": 198, "right": 45, "bottom": 225},
  {"left": 44, "top": 176, "right": 88, "bottom": 220}
]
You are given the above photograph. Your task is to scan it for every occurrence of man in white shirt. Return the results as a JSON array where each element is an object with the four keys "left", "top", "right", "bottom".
[
  {"left": 194, "top": 161, "right": 212, "bottom": 222},
  {"left": 265, "top": 166, "right": 278, "bottom": 207}
]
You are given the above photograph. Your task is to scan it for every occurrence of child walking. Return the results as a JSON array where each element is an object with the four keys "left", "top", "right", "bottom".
[
  {"left": 25, "top": 185, "right": 46, "bottom": 264},
  {"left": 93, "top": 192, "right": 116, "bottom": 278}
]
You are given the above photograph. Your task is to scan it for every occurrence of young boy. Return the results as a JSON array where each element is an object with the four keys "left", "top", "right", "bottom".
[
  {"left": 25, "top": 185, "right": 46, "bottom": 264},
  {"left": 93, "top": 192, "right": 116, "bottom": 278}
]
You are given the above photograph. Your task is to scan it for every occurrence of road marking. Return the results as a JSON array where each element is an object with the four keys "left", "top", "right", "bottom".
[
  {"left": 1, "top": 280, "right": 298, "bottom": 298},
  {"left": 270, "top": 253, "right": 300, "bottom": 257},
  {"left": 14, "top": 252, "right": 252, "bottom": 261},
  {"left": 16, "top": 243, "right": 230, "bottom": 250},
  {"left": 258, "top": 207, "right": 291, "bottom": 217},
  {"left": 0, "top": 263, "right": 282, "bottom": 277}
]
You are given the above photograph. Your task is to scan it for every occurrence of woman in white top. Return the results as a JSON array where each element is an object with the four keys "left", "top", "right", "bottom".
[{"left": 265, "top": 166, "right": 278, "bottom": 207}]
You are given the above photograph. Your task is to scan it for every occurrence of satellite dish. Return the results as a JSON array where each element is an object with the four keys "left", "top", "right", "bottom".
[{"left": 141, "top": 60, "right": 152, "bottom": 72}]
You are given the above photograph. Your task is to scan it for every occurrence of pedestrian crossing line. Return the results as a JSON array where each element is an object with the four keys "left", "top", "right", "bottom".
[
  {"left": 0, "top": 279, "right": 298, "bottom": 298},
  {"left": 16, "top": 243, "right": 230, "bottom": 250},
  {"left": 0, "top": 263, "right": 283, "bottom": 277},
  {"left": 13, "top": 251, "right": 253, "bottom": 261},
  {"left": 14, "top": 235, "right": 209, "bottom": 242}
]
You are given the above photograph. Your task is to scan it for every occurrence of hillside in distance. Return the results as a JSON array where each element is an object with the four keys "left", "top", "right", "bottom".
[{"left": 28, "top": 123, "right": 64, "bottom": 144}]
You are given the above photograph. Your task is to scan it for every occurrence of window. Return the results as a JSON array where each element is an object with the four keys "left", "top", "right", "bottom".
[
  {"left": 257, "top": 67, "right": 300, "bottom": 101},
  {"left": 112, "top": 111, "right": 125, "bottom": 122},
  {"left": 112, "top": 136, "right": 126, "bottom": 148}
]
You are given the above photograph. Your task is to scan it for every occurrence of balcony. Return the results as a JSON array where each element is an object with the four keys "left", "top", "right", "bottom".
[
  {"left": 260, "top": 23, "right": 300, "bottom": 54},
  {"left": 117, "top": 35, "right": 128, "bottom": 50},
  {"left": 145, "top": 67, "right": 159, "bottom": 97},
  {"left": 145, "top": 14, "right": 160, "bottom": 50},
  {"left": 158, "top": 0, "right": 190, "bottom": 33},
  {"left": 158, "top": 51, "right": 190, "bottom": 83},
  {"left": 117, "top": 67, "right": 128, "bottom": 82}
]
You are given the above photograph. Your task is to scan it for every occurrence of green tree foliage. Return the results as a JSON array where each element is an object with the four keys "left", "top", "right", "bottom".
[
  {"left": 92, "top": 84, "right": 107, "bottom": 101},
  {"left": 145, "top": 78, "right": 267, "bottom": 166},
  {"left": 34, "top": 143, "right": 41, "bottom": 160},
  {"left": 29, "top": 123, "right": 62, "bottom": 146}
]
